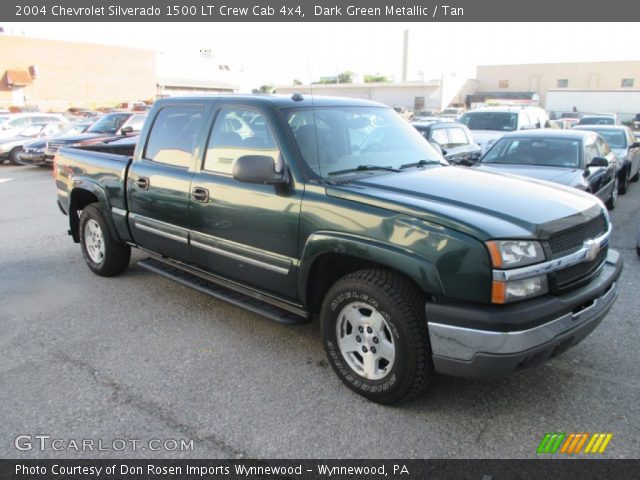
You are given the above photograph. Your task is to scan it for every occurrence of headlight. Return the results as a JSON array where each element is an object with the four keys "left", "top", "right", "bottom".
[
  {"left": 486, "top": 240, "right": 545, "bottom": 268},
  {"left": 492, "top": 275, "right": 549, "bottom": 304}
]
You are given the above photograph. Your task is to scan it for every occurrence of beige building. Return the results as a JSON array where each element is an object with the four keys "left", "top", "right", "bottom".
[
  {"left": 476, "top": 61, "right": 640, "bottom": 107},
  {"left": 276, "top": 77, "right": 475, "bottom": 112},
  {"left": 0, "top": 34, "right": 157, "bottom": 111}
]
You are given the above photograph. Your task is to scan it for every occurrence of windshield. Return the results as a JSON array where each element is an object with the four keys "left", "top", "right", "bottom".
[
  {"left": 18, "top": 124, "right": 45, "bottom": 137},
  {"left": 459, "top": 112, "right": 518, "bottom": 131},
  {"left": 585, "top": 129, "right": 626, "bottom": 149},
  {"left": 86, "top": 113, "right": 130, "bottom": 134},
  {"left": 442, "top": 108, "right": 459, "bottom": 115},
  {"left": 481, "top": 137, "right": 581, "bottom": 168},
  {"left": 578, "top": 117, "right": 614, "bottom": 125},
  {"left": 285, "top": 106, "right": 444, "bottom": 178}
]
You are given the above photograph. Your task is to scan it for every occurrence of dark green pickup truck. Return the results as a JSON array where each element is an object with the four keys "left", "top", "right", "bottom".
[{"left": 55, "top": 95, "right": 622, "bottom": 403}]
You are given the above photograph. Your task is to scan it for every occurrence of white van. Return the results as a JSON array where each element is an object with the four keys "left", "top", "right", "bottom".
[{"left": 459, "top": 106, "right": 549, "bottom": 152}]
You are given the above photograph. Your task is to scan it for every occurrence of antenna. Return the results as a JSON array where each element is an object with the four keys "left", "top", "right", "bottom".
[{"left": 306, "top": 57, "right": 323, "bottom": 178}]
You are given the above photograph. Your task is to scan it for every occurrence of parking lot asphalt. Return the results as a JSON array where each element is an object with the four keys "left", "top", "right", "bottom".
[{"left": 1, "top": 163, "right": 639, "bottom": 459}]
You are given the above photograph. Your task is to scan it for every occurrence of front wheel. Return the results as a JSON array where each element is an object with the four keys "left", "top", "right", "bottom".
[
  {"left": 79, "top": 204, "right": 131, "bottom": 276},
  {"left": 9, "top": 147, "right": 24, "bottom": 165},
  {"left": 618, "top": 168, "right": 630, "bottom": 195},
  {"left": 606, "top": 178, "right": 618, "bottom": 210},
  {"left": 320, "top": 269, "right": 432, "bottom": 404}
]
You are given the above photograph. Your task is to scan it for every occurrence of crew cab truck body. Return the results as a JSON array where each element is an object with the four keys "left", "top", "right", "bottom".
[{"left": 55, "top": 95, "right": 623, "bottom": 403}]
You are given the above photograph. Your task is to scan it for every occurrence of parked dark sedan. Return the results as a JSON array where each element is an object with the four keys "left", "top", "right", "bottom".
[
  {"left": 412, "top": 121, "right": 481, "bottom": 165},
  {"left": 474, "top": 129, "right": 619, "bottom": 209},
  {"left": 45, "top": 112, "right": 145, "bottom": 158},
  {"left": 573, "top": 125, "right": 640, "bottom": 194}
]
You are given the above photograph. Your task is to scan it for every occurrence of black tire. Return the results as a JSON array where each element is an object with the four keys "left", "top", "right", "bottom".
[
  {"left": 9, "top": 147, "right": 24, "bottom": 166},
  {"left": 79, "top": 204, "right": 131, "bottom": 276},
  {"left": 320, "top": 269, "right": 432, "bottom": 404},
  {"left": 618, "top": 168, "right": 629, "bottom": 195},
  {"left": 606, "top": 178, "right": 618, "bottom": 211}
]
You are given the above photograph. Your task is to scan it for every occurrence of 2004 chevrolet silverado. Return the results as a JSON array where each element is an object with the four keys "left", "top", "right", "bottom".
[{"left": 55, "top": 95, "right": 623, "bottom": 403}]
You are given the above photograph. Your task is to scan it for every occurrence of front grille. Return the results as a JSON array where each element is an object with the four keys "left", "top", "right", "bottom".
[
  {"left": 547, "top": 215, "right": 607, "bottom": 257},
  {"left": 552, "top": 246, "right": 608, "bottom": 292},
  {"left": 47, "top": 141, "right": 65, "bottom": 153}
]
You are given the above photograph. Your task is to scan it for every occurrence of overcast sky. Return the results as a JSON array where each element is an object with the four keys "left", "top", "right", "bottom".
[{"left": 3, "top": 22, "right": 638, "bottom": 91}]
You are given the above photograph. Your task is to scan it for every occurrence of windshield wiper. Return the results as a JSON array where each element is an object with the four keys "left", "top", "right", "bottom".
[
  {"left": 400, "top": 159, "right": 444, "bottom": 169},
  {"left": 328, "top": 165, "right": 400, "bottom": 176}
]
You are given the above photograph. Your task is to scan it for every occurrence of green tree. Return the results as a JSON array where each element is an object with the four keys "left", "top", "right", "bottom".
[
  {"left": 252, "top": 84, "right": 276, "bottom": 94},
  {"left": 337, "top": 71, "right": 354, "bottom": 83},
  {"left": 364, "top": 74, "right": 390, "bottom": 83}
]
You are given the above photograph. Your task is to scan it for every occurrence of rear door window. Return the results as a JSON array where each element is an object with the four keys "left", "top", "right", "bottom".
[{"left": 144, "top": 106, "right": 203, "bottom": 168}]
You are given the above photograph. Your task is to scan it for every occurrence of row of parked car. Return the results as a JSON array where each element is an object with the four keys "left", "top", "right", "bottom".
[
  {"left": 411, "top": 105, "right": 640, "bottom": 212},
  {"left": 0, "top": 110, "right": 145, "bottom": 166}
]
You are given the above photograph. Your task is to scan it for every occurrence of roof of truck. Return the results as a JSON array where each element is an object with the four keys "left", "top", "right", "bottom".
[{"left": 155, "top": 94, "right": 386, "bottom": 109}]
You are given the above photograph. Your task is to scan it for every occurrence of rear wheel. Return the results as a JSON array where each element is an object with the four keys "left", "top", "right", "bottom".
[
  {"left": 606, "top": 178, "right": 618, "bottom": 210},
  {"left": 79, "top": 204, "right": 130, "bottom": 276},
  {"left": 320, "top": 269, "right": 432, "bottom": 404}
]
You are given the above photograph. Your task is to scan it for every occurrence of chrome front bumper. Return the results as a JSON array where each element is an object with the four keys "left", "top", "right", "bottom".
[{"left": 427, "top": 249, "right": 622, "bottom": 377}]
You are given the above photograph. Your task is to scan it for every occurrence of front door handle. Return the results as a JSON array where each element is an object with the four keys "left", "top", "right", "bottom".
[
  {"left": 192, "top": 187, "right": 209, "bottom": 203},
  {"left": 135, "top": 177, "right": 150, "bottom": 190}
]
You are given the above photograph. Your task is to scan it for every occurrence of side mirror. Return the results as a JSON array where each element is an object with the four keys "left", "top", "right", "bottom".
[
  {"left": 232, "top": 155, "right": 286, "bottom": 184},
  {"left": 631, "top": 142, "right": 640, "bottom": 149},
  {"left": 120, "top": 126, "right": 134, "bottom": 136},
  {"left": 588, "top": 157, "right": 609, "bottom": 168}
]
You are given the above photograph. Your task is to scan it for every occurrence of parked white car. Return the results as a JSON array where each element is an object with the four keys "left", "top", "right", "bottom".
[
  {"left": 459, "top": 106, "right": 549, "bottom": 152},
  {"left": 0, "top": 113, "right": 66, "bottom": 139}
]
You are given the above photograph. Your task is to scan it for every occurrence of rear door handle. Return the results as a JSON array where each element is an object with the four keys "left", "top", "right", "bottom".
[
  {"left": 135, "top": 177, "right": 150, "bottom": 190},
  {"left": 192, "top": 187, "right": 209, "bottom": 203}
]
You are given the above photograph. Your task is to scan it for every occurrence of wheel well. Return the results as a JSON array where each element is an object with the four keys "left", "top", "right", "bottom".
[
  {"left": 305, "top": 253, "right": 423, "bottom": 314},
  {"left": 69, "top": 189, "right": 99, "bottom": 242}
]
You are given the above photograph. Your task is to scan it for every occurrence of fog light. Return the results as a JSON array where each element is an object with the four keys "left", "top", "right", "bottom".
[{"left": 492, "top": 275, "right": 548, "bottom": 304}]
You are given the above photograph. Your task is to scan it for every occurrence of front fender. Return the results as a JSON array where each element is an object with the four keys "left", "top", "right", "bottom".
[{"left": 297, "top": 232, "right": 444, "bottom": 301}]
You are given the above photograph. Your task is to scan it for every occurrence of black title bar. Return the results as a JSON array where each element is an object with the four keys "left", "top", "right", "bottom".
[
  {"left": 3, "top": 0, "right": 640, "bottom": 22},
  {"left": 2, "top": 459, "right": 640, "bottom": 480}
]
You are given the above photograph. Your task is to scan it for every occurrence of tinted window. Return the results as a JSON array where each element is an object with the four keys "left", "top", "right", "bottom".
[
  {"left": 144, "top": 106, "right": 203, "bottom": 168},
  {"left": 595, "top": 137, "right": 610, "bottom": 156},
  {"left": 459, "top": 112, "right": 518, "bottom": 131},
  {"left": 482, "top": 137, "right": 581, "bottom": 168},
  {"left": 126, "top": 115, "right": 146, "bottom": 132},
  {"left": 286, "top": 106, "right": 443, "bottom": 178},
  {"left": 87, "top": 113, "right": 131, "bottom": 134},
  {"left": 8, "top": 117, "right": 30, "bottom": 129},
  {"left": 584, "top": 142, "right": 598, "bottom": 164},
  {"left": 447, "top": 127, "right": 469, "bottom": 147},
  {"left": 431, "top": 128, "right": 449, "bottom": 146},
  {"left": 204, "top": 107, "right": 280, "bottom": 174},
  {"left": 585, "top": 129, "right": 626, "bottom": 149},
  {"left": 578, "top": 117, "right": 614, "bottom": 126}
]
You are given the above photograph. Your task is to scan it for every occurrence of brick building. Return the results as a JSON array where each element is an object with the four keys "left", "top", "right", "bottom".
[{"left": 0, "top": 34, "right": 156, "bottom": 111}]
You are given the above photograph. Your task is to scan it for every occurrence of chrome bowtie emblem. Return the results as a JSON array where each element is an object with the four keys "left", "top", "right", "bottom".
[{"left": 583, "top": 239, "right": 600, "bottom": 262}]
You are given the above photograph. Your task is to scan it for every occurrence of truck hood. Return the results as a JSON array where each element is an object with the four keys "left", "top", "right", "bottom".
[
  {"left": 327, "top": 166, "right": 603, "bottom": 240},
  {"left": 473, "top": 164, "right": 582, "bottom": 186}
]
